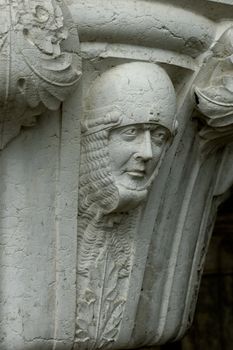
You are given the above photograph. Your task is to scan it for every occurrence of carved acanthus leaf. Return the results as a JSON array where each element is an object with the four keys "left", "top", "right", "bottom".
[
  {"left": 193, "top": 26, "right": 233, "bottom": 155},
  {"left": 0, "top": 0, "right": 81, "bottom": 149}
]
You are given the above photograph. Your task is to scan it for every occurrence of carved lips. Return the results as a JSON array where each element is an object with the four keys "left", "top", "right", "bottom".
[
  {"left": 125, "top": 165, "right": 146, "bottom": 178},
  {"left": 126, "top": 170, "right": 145, "bottom": 178}
]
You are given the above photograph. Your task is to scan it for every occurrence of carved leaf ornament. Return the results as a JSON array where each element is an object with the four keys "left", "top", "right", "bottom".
[
  {"left": 193, "top": 27, "right": 233, "bottom": 155},
  {"left": 0, "top": 0, "right": 81, "bottom": 149}
]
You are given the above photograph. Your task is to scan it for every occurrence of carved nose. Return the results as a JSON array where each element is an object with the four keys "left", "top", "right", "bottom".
[{"left": 135, "top": 130, "right": 153, "bottom": 161}]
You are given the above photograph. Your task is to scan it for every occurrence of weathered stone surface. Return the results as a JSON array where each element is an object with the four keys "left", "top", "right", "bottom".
[
  {"left": 75, "top": 62, "right": 177, "bottom": 350},
  {"left": 0, "top": 0, "right": 81, "bottom": 149},
  {"left": 0, "top": 1, "right": 232, "bottom": 349}
]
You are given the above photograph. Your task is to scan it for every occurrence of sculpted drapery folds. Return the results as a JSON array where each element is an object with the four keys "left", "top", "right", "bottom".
[{"left": 75, "top": 62, "right": 178, "bottom": 349}]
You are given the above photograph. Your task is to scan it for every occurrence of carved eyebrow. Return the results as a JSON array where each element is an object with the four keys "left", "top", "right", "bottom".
[
  {"left": 112, "top": 124, "right": 139, "bottom": 133},
  {"left": 143, "top": 124, "right": 167, "bottom": 132},
  {"left": 118, "top": 125, "right": 138, "bottom": 132},
  {"left": 111, "top": 123, "right": 168, "bottom": 134}
]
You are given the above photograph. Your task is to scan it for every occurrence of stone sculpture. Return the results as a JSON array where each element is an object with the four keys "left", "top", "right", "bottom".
[
  {"left": 193, "top": 26, "right": 233, "bottom": 155},
  {"left": 76, "top": 62, "right": 177, "bottom": 349},
  {"left": 0, "top": 1, "right": 233, "bottom": 349},
  {"left": 0, "top": 0, "right": 81, "bottom": 149}
]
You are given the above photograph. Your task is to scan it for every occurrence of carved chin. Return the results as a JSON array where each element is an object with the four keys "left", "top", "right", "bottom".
[{"left": 112, "top": 185, "right": 148, "bottom": 212}]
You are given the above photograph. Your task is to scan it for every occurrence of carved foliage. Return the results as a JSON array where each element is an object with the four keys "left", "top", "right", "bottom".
[
  {"left": 0, "top": 0, "right": 81, "bottom": 148},
  {"left": 193, "top": 27, "right": 233, "bottom": 155},
  {"left": 76, "top": 239, "right": 128, "bottom": 349}
]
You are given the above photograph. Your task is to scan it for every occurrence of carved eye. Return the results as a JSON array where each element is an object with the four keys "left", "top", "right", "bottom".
[
  {"left": 34, "top": 5, "right": 50, "bottom": 23},
  {"left": 151, "top": 129, "right": 168, "bottom": 146},
  {"left": 120, "top": 126, "right": 138, "bottom": 140}
]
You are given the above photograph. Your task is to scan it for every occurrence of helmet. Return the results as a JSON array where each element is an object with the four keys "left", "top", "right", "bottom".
[{"left": 83, "top": 62, "right": 177, "bottom": 136}]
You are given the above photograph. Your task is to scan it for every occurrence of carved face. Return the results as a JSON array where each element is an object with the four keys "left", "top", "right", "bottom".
[
  {"left": 82, "top": 62, "right": 177, "bottom": 212},
  {"left": 108, "top": 123, "right": 169, "bottom": 191}
]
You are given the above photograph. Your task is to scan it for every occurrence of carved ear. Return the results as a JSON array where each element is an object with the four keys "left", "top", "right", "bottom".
[{"left": 0, "top": 0, "right": 82, "bottom": 149}]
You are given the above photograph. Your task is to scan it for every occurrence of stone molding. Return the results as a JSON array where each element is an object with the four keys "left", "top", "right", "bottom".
[{"left": 69, "top": 0, "right": 216, "bottom": 57}]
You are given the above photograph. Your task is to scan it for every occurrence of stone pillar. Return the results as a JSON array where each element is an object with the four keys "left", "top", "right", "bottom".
[{"left": 0, "top": 1, "right": 232, "bottom": 349}]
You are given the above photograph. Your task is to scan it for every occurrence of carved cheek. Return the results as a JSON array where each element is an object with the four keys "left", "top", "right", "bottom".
[
  {"left": 108, "top": 137, "right": 127, "bottom": 172},
  {"left": 109, "top": 134, "right": 138, "bottom": 171},
  {"left": 148, "top": 145, "right": 164, "bottom": 171},
  {"left": 121, "top": 138, "right": 143, "bottom": 164},
  {"left": 152, "top": 145, "right": 163, "bottom": 159}
]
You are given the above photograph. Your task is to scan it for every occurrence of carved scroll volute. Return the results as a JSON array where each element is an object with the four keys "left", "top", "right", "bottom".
[
  {"left": 0, "top": 0, "right": 81, "bottom": 149},
  {"left": 193, "top": 26, "right": 233, "bottom": 155}
]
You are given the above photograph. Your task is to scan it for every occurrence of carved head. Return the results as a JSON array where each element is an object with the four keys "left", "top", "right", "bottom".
[{"left": 81, "top": 62, "right": 177, "bottom": 213}]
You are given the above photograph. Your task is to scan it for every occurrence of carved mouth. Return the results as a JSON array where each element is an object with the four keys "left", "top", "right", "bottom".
[{"left": 126, "top": 170, "right": 145, "bottom": 178}]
